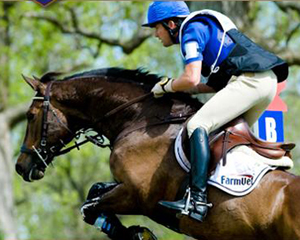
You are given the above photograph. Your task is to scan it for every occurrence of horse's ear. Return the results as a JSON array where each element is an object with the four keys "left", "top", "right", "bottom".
[
  {"left": 32, "top": 75, "right": 40, "bottom": 81},
  {"left": 22, "top": 74, "right": 41, "bottom": 91}
]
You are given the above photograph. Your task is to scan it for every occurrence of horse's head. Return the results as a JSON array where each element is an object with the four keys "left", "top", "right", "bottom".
[{"left": 16, "top": 74, "right": 73, "bottom": 182}]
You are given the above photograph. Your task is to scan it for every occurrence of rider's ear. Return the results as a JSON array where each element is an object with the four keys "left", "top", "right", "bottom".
[
  {"left": 168, "top": 20, "right": 177, "bottom": 29},
  {"left": 22, "top": 74, "right": 43, "bottom": 91}
]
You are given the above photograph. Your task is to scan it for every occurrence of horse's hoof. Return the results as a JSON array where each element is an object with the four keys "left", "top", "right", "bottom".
[{"left": 128, "top": 226, "right": 157, "bottom": 240}]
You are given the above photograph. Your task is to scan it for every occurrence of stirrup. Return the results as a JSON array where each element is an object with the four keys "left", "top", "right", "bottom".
[
  {"left": 177, "top": 188, "right": 213, "bottom": 219},
  {"left": 180, "top": 187, "right": 192, "bottom": 216},
  {"left": 193, "top": 200, "right": 213, "bottom": 208}
]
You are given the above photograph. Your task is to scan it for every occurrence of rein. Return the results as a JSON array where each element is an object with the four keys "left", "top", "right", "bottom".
[
  {"left": 96, "top": 92, "right": 152, "bottom": 123},
  {"left": 57, "top": 93, "right": 153, "bottom": 154}
]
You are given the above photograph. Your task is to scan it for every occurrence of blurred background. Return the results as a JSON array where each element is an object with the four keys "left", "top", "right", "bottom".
[{"left": 0, "top": 1, "right": 300, "bottom": 239}]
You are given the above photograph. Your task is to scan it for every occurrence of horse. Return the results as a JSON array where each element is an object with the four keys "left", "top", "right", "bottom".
[{"left": 16, "top": 67, "right": 300, "bottom": 240}]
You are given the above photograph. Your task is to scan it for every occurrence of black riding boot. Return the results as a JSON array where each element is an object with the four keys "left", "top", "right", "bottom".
[{"left": 159, "top": 127, "right": 211, "bottom": 222}]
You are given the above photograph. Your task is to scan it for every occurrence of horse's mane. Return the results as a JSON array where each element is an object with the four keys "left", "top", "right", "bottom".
[
  {"left": 39, "top": 67, "right": 202, "bottom": 108},
  {"left": 65, "top": 67, "right": 160, "bottom": 87},
  {"left": 40, "top": 68, "right": 160, "bottom": 90}
]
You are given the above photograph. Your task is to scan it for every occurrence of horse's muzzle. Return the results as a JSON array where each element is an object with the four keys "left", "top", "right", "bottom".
[
  {"left": 16, "top": 156, "right": 45, "bottom": 182},
  {"left": 28, "top": 166, "right": 45, "bottom": 181}
]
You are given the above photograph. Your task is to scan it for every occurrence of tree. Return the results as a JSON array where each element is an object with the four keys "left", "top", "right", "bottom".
[
  {"left": 0, "top": 1, "right": 299, "bottom": 240},
  {"left": 0, "top": 2, "right": 29, "bottom": 239}
]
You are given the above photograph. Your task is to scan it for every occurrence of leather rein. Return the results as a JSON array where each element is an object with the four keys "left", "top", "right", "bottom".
[{"left": 20, "top": 81, "right": 153, "bottom": 170}]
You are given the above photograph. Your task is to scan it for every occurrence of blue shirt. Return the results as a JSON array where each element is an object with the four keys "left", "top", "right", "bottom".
[{"left": 180, "top": 16, "right": 235, "bottom": 67}]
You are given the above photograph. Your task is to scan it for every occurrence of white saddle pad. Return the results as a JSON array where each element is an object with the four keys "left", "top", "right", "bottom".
[{"left": 174, "top": 128, "right": 293, "bottom": 196}]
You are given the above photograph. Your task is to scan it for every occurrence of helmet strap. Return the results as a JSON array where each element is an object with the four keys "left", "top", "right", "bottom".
[{"left": 161, "top": 21, "right": 179, "bottom": 44}]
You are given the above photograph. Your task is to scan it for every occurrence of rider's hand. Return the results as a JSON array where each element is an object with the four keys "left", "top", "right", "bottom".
[{"left": 151, "top": 77, "right": 175, "bottom": 98}]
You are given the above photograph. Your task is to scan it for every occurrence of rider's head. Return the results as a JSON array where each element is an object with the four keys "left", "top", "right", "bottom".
[{"left": 142, "top": 1, "right": 190, "bottom": 47}]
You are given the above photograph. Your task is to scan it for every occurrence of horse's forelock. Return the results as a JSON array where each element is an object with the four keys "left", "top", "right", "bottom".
[{"left": 40, "top": 72, "right": 64, "bottom": 83}]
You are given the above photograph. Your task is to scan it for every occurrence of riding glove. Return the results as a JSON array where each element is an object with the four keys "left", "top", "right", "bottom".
[{"left": 151, "top": 77, "right": 175, "bottom": 98}]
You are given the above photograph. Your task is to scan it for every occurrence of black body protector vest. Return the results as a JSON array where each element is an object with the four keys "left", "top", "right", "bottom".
[{"left": 179, "top": 10, "right": 289, "bottom": 92}]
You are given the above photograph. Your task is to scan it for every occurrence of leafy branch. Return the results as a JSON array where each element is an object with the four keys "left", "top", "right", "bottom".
[{"left": 22, "top": 7, "right": 152, "bottom": 57}]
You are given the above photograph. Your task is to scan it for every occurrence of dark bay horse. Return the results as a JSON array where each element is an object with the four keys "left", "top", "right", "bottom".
[{"left": 16, "top": 68, "right": 300, "bottom": 240}]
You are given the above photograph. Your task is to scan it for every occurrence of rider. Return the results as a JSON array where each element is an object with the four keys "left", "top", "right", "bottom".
[{"left": 142, "top": 1, "right": 288, "bottom": 222}]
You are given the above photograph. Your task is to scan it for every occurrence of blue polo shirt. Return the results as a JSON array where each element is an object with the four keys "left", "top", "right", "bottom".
[{"left": 180, "top": 16, "right": 235, "bottom": 67}]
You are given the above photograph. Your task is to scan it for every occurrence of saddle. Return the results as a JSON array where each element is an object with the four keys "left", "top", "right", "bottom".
[{"left": 182, "top": 117, "right": 296, "bottom": 174}]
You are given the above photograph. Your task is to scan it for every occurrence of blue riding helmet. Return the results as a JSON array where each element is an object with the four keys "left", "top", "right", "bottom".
[{"left": 142, "top": 1, "right": 190, "bottom": 27}]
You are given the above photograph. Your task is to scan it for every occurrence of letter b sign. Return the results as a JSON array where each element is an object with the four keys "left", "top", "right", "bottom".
[{"left": 258, "top": 111, "right": 284, "bottom": 143}]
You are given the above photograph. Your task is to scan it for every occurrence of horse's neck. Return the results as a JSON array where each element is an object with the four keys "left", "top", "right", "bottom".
[{"left": 52, "top": 79, "right": 146, "bottom": 141}]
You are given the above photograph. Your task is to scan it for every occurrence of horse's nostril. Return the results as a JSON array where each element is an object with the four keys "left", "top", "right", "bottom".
[{"left": 15, "top": 164, "right": 23, "bottom": 175}]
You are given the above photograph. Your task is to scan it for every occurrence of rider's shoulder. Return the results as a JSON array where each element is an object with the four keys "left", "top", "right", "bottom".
[{"left": 181, "top": 20, "right": 210, "bottom": 43}]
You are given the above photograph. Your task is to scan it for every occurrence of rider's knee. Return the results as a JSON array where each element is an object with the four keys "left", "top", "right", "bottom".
[{"left": 187, "top": 120, "right": 209, "bottom": 138}]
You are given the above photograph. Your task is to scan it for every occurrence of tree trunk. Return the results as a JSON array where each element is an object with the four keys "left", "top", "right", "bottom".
[
  {"left": 0, "top": 2, "right": 18, "bottom": 239},
  {"left": 0, "top": 102, "right": 28, "bottom": 239},
  {"left": 0, "top": 115, "right": 16, "bottom": 239}
]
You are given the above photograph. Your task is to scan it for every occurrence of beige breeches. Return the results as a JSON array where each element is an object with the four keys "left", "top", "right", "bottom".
[{"left": 187, "top": 70, "right": 278, "bottom": 137}]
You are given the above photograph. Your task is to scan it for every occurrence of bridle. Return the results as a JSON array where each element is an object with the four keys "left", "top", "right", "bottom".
[
  {"left": 20, "top": 81, "right": 73, "bottom": 169},
  {"left": 20, "top": 80, "right": 152, "bottom": 171}
]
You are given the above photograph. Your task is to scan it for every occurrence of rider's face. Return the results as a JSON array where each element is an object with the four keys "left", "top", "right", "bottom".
[{"left": 154, "top": 23, "right": 173, "bottom": 47}]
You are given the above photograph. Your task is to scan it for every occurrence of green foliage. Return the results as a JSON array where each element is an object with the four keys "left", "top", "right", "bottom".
[
  {"left": 14, "top": 143, "right": 112, "bottom": 240},
  {"left": 282, "top": 66, "right": 300, "bottom": 174},
  {"left": 5, "top": 1, "right": 300, "bottom": 240},
  {"left": 0, "top": 230, "right": 4, "bottom": 240}
]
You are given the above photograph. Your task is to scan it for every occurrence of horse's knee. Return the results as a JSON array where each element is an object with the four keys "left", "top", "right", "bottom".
[
  {"left": 84, "top": 182, "right": 139, "bottom": 214},
  {"left": 87, "top": 182, "right": 118, "bottom": 200},
  {"left": 81, "top": 182, "right": 119, "bottom": 224}
]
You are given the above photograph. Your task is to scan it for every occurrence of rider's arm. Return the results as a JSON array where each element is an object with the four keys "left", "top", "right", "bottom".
[
  {"left": 187, "top": 83, "right": 216, "bottom": 94},
  {"left": 172, "top": 61, "right": 201, "bottom": 91},
  {"left": 172, "top": 61, "right": 215, "bottom": 94}
]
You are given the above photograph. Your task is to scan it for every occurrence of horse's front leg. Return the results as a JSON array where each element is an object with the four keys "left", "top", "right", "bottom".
[
  {"left": 82, "top": 182, "right": 140, "bottom": 215},
  {"left": 81, "top": 182, "right": 157, "bottom": 240},
  {"left": 81, "top": 182, "right": 118, "bottom": 224}
]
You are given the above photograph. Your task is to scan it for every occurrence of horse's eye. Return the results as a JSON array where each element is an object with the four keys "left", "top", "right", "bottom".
[{"left": 26, "top": 112, "right": 35, "bottom": 121}]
